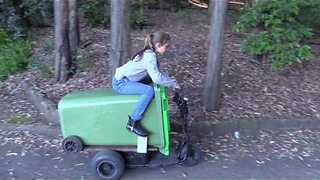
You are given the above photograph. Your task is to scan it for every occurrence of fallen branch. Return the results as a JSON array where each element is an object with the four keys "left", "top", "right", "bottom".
[
  {"left": 229, "top": 1, "right": 245, "bottom": 5},
  {"left": 188, "top": 0, "right": 245, "bottom": 9},
  {"left": 80, "top": 39, "right": 93, "bottom": 49},
  {"left": 188, "top": 0, "right": 208, "bottom": 8}
]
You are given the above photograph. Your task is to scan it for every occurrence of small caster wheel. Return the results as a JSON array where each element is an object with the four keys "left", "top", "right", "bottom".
[
  {"left": 62, "top": 136, "right": 83, "bottom": 153},
  {"left": 91, "top": 150, "right": 125, "bottom": 180}
]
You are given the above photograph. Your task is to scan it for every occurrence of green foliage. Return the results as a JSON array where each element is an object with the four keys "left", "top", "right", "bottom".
[
  {"left": 0, "top": 0, "right": 53, "bottom": 38},
  {"left": 234, "top": 0, "right": 319, "bottom": 70},
  {"left": 176, "top": 9, "right": 193, "bottom": 23},
  {"left": 43, "top": 37, "right": 55, "bottom": 53},
  {"left": 21, "top": 0, "right": 54, "bottom": 27},
  {"left": 80, "top": 0, "right": 109, "bottom": 27},
  {"left": 0, "top": 29, "right": 32, "bottom": 81},
  {"left": 8, "top": 115, "right": 32, "bottom": 124},
  {"left": 0, "top": 0, "right": 28, "bottom": 38},
  {"left": 298, "top": 3, "right": 320, "bottom": 31},
  {"left": 0, "top": 29, "right": 10, "bottom": 45},
  {"left": 226, "top": 9, "right": 243, "bottom": 26},
  {"left": 30, "top": 56, "right": 54, "bottom": 78},
  {"left": 130, "top": 0, "right": 146, "bottom": 29},
  {"left": 171, "top": 0, "right": 184, "bottom": 11},
  {"left": 80, "top": 0, "right": 146, "bottom": 29}
]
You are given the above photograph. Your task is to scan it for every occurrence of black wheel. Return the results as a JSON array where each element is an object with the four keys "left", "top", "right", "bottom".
[
  {"left": 181, "top": 144, "right": 203, "bottom": 167},
  {"left": 91, "top": 150, "right": 125, "bottom": 180},
  {"left": 62, "top": 136, "right": 83, "bottom": 153}
]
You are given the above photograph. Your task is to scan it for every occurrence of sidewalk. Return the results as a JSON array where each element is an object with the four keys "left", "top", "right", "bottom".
[{"left": 1, "top": 120, "right": 320, "bottom": 179}]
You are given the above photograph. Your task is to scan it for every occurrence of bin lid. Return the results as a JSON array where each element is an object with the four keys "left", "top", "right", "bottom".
[{"left": 58, "top": 88, "right": 140, "bottom": 109}]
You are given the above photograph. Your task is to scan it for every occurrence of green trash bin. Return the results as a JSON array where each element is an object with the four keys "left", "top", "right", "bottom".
[{"left": 58, "top": 85, "right": 170, "bottom": 155}]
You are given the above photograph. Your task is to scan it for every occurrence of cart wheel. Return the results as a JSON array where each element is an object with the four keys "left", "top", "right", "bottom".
[
  {"left": 91, "top": 150, "right": 125, "bottom": 180},
  {"left": 62, "top": 136, "right": 83, "bottom": 153},
  {"left": 181, "top": 145, "right": 203, "bottom": 167}
]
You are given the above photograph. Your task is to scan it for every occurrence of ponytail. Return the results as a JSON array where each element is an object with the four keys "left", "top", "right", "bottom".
[
  {"left": 144, "top": 33, "right": 154, "bottom": 50},
  {"left": 132, "top": 33, "right": 154, "bottom": 60},
  {"left": 131, "top": 31, "right": 170, "bottom": 60}
]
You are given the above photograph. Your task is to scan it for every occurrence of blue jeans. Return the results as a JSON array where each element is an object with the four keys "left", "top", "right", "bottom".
[{"left": 112, "top": 77, "right": 155, "bottom": 121}]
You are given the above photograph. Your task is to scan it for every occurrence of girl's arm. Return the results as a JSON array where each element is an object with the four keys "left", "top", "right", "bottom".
[{"left": 144, "top": 52, "right": 177, "bottom": 88}]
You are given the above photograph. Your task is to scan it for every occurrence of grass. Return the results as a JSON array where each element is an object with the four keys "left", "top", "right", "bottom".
[{"left": 8, "top": 115, "right": 33, "bottom": 124}]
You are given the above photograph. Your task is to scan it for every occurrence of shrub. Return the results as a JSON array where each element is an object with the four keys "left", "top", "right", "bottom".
[
  {"left": 29, "top": 56, "right": 54, "bottom": 78},
  {"left": 43, "top": 37, "right": 55, "bottom": 53},
  {"left": 0, "top": 0, "right": 53, "bottom": 38},
  {"left": 234, "top": 0, "right": 319, "bottom": 70},
  {"left": 80, "top": 0, "right": 109, "bottom": 27},
  {"left": 130, "top": 0, "right": 146, "bottom": 29},
  {"left": 0, "top": 29, "right": 32, "bottom": 81},
  {"left": 80, "top": 0, "right": 146, "bottom": 29},
  {"left": 21, "top": 0, "right": 54, "bottom": 27},
  {"left": 298, "top": 3, "right": 320, "bottom": 31},
  {"left": 0, "top": 1, "right": 28, "bottom": 38}
]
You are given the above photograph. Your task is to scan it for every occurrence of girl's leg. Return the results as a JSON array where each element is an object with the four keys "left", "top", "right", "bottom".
[{"left": 112, "top": 77, "right": 154, "bottom": 121}]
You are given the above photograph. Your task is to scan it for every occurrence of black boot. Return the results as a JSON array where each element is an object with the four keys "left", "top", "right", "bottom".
[{"left": 127, "top": 116, "right": 149, "bottom": 137}]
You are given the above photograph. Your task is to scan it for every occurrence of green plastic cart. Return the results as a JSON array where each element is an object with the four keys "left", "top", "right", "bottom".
[{"left": 58, "top": 85, "right": 202, "bottom": 179}]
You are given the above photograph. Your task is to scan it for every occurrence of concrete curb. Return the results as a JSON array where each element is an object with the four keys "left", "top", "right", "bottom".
[
  {"left": 1, "top": 117, "right": 320, "bottom": 138},
  {"left": 0, "top": 123, "right": 60, "bottom": 137},
  {"left": 189, "top": 117, "right": 320, "bottom": 137}
]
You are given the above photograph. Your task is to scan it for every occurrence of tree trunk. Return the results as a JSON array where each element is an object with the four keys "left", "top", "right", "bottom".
[
  {"left": 203, "top": 0, "right": 227, "bottom": 111},
  {"left": 68, "top": 0, "right": 80, "bottom": 56},
  {"left": 139, "top": 0, "right": 144, "bottom": 24},
  {"left": 110, "top": 0, "right": 131, "bottom": 74},
  {"left": 159, "top": 0, "right": 165, "bottom": 9},
  {"left": 209, "top": 0, "right": 214, "bottom": 17},
  {"left": 54, "top": 0, "right": 72, "bottom": 83}
]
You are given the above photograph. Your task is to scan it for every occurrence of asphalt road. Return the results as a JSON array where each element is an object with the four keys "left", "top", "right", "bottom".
[{"left": 2, "top": 126, "right": 320, "bottom": 180}]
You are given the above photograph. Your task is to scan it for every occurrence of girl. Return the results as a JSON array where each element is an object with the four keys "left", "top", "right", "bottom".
[{"left": 112, "top": 31, "right": 179, "bottom": 137}]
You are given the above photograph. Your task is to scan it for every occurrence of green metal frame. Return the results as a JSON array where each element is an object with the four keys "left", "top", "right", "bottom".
[{"left": 159, "top": 86, "right": 170, "bottom": 155}]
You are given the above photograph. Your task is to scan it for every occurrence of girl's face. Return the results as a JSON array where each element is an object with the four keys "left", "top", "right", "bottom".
[{"left": 155, "top": 42, "right": 170, "bottom": 55}]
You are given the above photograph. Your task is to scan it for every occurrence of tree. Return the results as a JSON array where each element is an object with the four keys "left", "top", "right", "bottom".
[
  {"left": 54, "top": 0, "right": 80, "bottom": 82},
  {"left": 204, "top": 0, "right": 227, "bottom": 111},
  {"left": 68, "top": 0, "right": 80, "bottom": 56},
  {"left": 110, "top": 0, "right": 131, "bottom": 74},
  {"left": 54, "top": 0, "right": 72, "bottom": 82}
]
